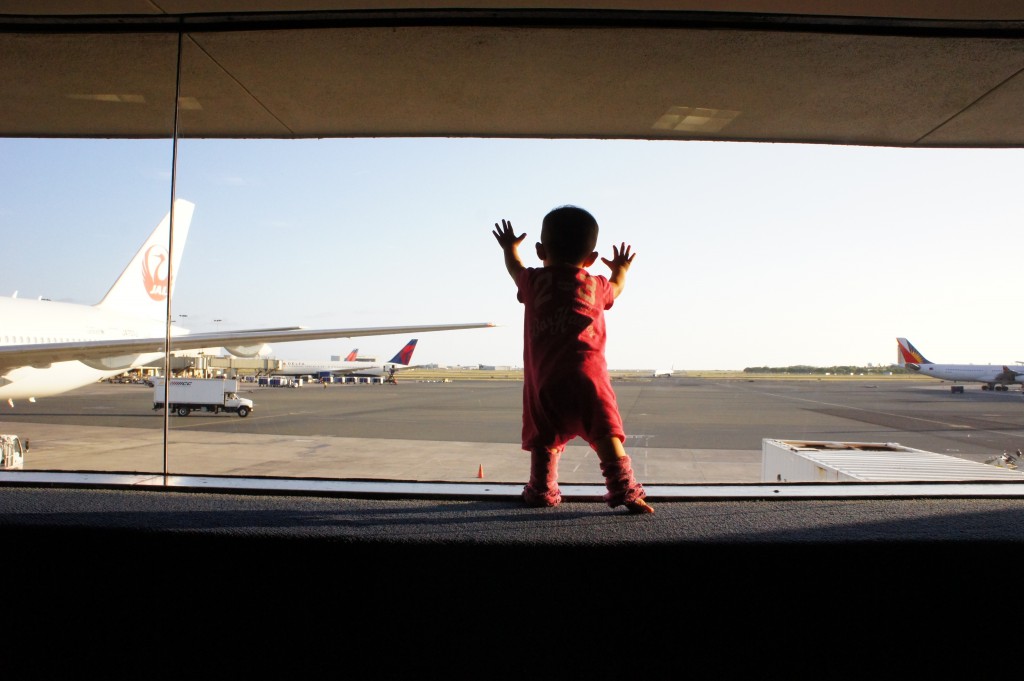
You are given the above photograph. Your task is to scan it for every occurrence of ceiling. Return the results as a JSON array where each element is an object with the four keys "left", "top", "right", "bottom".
[{"left": 4, "top": 2, "right": 1024, "bottom": 146}]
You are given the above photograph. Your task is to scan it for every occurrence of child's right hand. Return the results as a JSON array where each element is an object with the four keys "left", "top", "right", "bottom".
[
  {"left": 601, "top": 242, "right": 636, "bottom": 273},
  {"left": 492, "top": 219, "right": 525, "bottom": 250}
]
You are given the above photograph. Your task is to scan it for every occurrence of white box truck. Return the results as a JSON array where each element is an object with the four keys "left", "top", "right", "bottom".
[{"left": 152, "top": 378, "right": 254, "bottom": 417}]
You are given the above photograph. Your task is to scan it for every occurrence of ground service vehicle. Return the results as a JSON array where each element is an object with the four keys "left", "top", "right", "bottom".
[
  {"left": 0, "top": 434, "right": 27, "bottom": 469},
  {"left": 152, "top": 378, "right": 254, "bottom": 417}
]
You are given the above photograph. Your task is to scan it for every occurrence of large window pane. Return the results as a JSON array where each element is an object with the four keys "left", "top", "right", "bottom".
[
  {"left": 0, "top": 31, "right": 178, "bottom": 476},
  {"left": 160, "top": 136, "right": 1024, "bottom": 484},
  {"left": 5, "top": 27, "right": 1023, "bottom": 488}
]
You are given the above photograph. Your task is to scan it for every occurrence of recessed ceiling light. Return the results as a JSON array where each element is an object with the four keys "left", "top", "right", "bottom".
[
  {"left": 67, "top": 93, "right": 146, "bottom": 103},
  {"left": 653, "top": 106, "right": 740, "bottom": 134}
]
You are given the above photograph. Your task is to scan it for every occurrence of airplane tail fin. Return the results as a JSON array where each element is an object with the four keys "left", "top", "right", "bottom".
[
  {"left": 896, "top": 337, "right": 930, "bottom": 366},
  {"left": 96, "top": 199, "right": 195, "bottom": 322},
  {"left": 388, "top": 339, "right": 418, "bottom": 366},
  {"left": 344, "top": 348, "right": 359, "bottom": 361}
]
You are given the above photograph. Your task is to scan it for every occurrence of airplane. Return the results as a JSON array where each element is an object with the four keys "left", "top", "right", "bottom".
[
  {"left": 896, "top": 337, "right": 1024, "bottom": 392},
  {"left": 273, "top": 339, "right": 420, "bottom": 379},
  {"left": 0, "top": 200, "right": 493, "bottom": 405},
  {"left": 343, "top": 348, "right": 359, "bottom": 362},
  {"left": 347, "top": 339, "right": 423, "bottom": 381}
]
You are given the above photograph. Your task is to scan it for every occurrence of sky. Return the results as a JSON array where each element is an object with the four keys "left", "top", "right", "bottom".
[{"left": 2, "top": 136, "right": 1023, "bottom": 370}]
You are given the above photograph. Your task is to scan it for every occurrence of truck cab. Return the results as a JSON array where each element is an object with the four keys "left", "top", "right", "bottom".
[{"left": 0, "top": 434, "right": 28, "bottom": 469}]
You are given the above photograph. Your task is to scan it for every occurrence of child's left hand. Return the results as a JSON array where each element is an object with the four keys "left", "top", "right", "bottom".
[{"left": 601, "top": 242, "right": 635, "bottom": 273}]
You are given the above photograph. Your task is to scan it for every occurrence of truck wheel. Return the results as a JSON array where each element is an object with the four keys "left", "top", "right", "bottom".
[
  {"left": 177, "top": 406, "right": 190, "bottom": 417},
  {"left": 237, "top": 406, "right": 250, "bottom": 418}
]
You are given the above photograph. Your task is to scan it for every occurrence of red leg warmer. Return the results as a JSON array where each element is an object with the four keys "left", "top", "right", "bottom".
[
  {"left": 522, "top": 448, "right": 562, "bottom": 507},
  {"left": 600, "top": 455, "right": 646, "bottom": 508}
]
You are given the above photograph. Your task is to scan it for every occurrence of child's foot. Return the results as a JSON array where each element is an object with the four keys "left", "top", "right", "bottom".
[{"left": 625, "top": 499, "right": 655, "bottom": 514}]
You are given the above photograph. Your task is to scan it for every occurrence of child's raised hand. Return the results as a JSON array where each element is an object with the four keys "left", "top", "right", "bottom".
[
  {"left": 601, "top": 242, "right": 636, "bottom": 273},
  {"left": 492, "top": 219, "right": 525, "bottom": 250}
]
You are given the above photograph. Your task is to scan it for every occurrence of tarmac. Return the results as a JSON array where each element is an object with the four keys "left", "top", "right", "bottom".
[{"left": 4, "top": 375, "right": 1024, "bottom": 497}]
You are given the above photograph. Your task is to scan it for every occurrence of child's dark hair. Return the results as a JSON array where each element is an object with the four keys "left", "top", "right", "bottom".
[{"left": 540, "top": 205, "right": 599, "bottom": 264}]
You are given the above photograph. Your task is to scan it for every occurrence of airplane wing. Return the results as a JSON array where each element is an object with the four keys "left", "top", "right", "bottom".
[
  {"left": 323, "top": 366, "right": 375, "bottom": 376},
  {"left": 0, "top": 322, "right": 494, "bottom": 373},
  {"left": 997, "top": 366, "right": 1021, "bottom": 382},
  {"left": 325, "top": 362, "right": 425, "bottom": 376}
]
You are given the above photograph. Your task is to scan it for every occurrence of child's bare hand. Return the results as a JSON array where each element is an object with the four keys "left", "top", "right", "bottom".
[
  {"left": 601, "top": 242, "right": 636, "bottom": 273},
  {"left": 492, "top": 219, "right": 525, "bottom": 250}
]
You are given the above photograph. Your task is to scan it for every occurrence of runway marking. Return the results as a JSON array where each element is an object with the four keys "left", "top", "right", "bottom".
[
  {"left": 626, "top": 434, "right": 654, "bottom": 478},
  {"left": 731, "top": 384, "right": 981, "bottom": 432}
]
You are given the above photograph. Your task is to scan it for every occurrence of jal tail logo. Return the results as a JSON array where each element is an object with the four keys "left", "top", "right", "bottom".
[{"left": 141, "top": 245, "right": 170, "bottom": 301}]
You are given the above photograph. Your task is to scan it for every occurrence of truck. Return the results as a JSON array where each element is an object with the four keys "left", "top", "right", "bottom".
[
  {"left": 152, "top": 378, "right": 254, "bottom": 417},
  {"left": 0, "top": 432, "right": 27, "bottom": 471},
  {"left": 0, "top": 434, "right": 27, "bottom": 469}
]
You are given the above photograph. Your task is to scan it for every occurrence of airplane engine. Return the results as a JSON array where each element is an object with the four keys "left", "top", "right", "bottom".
[
  {"left": 224, "top": 343, "right": 272, "bottom": 358},
  {"left": 82, "top": 354, "right": 142, "bottom": 371}
]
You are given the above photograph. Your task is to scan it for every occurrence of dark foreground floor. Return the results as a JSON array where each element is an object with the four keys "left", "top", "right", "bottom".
[{"left": 2, "top": 483, "right": 1020, "bottom": 678}]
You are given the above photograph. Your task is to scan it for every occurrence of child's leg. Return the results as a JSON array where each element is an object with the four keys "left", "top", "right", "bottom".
[
  {"left": 522, "top": 446, "right": 562, "bottom": 507},
  {"left": 594, "top": 437, "right": 654, "bottom": 514}
]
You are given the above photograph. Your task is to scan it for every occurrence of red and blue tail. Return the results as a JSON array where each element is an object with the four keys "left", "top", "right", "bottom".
[
  {"left": 389, "top": 339, "right": 418, "bottom": 365},
  {"left": 896, "top": 337, "right": 930, "bottom": 366},
  {"left": 344, "top": 348, "right": 358, "bottom": 361}
]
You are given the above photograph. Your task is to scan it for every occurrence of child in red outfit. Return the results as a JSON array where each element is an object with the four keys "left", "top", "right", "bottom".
[{"left": 492, "top": 206, "right": 654, "bottom": 514}]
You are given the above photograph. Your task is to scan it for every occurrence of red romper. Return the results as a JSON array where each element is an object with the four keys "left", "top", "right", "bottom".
[{"left": 516, "top": 266, "right": 625, "bottom": 452}]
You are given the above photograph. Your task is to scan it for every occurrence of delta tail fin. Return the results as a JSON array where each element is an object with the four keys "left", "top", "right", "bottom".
[
  {"left": 896, "top": 337, "right": 930, "bottom": 367},
  {"left": 344, "top": 348, "right": 359, "bottom": 361},
  {"left": 388, "top": 339, "right": 418, "bottom": 366},
  {"left": 96, "top": 199, "right": 195, "bottom": 322}
]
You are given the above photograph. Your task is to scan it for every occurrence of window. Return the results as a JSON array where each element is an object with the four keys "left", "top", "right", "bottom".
[{"left": 3, "top": 17, "right": 1023, "bottom": 492}]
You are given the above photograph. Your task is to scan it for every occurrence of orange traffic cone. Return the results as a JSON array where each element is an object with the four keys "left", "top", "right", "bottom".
[{"left": 477, "top": 464, "right": 485, "bottom": 479}]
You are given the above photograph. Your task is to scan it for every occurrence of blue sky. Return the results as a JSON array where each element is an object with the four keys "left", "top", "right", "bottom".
[{"left": 2, "top": 136, "right": 1022, "bottom": 370}]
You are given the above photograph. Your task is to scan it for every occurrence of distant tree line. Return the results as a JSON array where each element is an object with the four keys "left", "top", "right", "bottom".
[{"left": 742, "top": 365, "right": 910, "bottom": 375}]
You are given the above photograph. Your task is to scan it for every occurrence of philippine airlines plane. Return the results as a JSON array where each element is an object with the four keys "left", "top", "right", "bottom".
[
  {"left": 896, "top": 337, "right": 1023, "bottom": 391},
  {"left": 273, "top": 339, "right": 420, "bottom": 378},
  {"left": 0, "top": 200, "right": 492, "bottom": 404}
]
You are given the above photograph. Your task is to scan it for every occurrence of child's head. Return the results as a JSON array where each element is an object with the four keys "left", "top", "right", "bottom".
[{"left": 539, "top": 205, "right": 599, "bottom": 266}]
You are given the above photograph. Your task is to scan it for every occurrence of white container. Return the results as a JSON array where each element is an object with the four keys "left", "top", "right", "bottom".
[{"left": 762, "top": 439, "right": 1024, "bottom": 482}]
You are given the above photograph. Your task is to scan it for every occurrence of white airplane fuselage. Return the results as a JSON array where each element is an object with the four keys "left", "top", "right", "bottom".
[
  {"left": 275, "top": 358, "right": 376, "bottom": 376},
  {"left": 0, "top": 296, "right": 184, "bottom": 400},
  {"left": 908, "top": 362, "right": 1023, "bottom": 386},
  {"left": 274, "top": 358, "right": 405, "bottom": 378}
]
